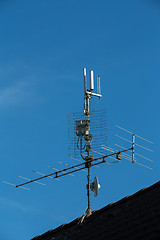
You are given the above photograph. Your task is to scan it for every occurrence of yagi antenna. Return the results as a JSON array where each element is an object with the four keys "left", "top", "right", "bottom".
[
  {"left": 113, "top": 125, "right": 153, "bottom": 168},
  {"left": 2, "top": 68, "right": 153, "bottom": 219}
]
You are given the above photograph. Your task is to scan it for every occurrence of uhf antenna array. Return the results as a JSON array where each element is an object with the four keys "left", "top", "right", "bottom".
[
  {"left": 2, "top": 68, "right": 153, "bottom": 217},
  {"left": 68, "top": 110, "right": 107, "bottom": 162}
]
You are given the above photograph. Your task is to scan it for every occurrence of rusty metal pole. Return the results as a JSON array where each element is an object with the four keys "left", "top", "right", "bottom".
[
  {"left": 83, "top": 69, "right": 93, "bottom": 216},
  {"left": 86, "top": 165, "right": 91, "bottom": 216}
]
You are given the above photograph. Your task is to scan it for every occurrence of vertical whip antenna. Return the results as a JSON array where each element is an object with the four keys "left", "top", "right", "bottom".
[
  {"left": 83, "top": 68, "right": 87, "bottom": 98},
  {"left": 98, "top": 76, "right": 101, "bottom": 95}
]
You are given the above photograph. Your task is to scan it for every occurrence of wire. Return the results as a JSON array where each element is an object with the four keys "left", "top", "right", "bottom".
[
  {"left": 77, "top": 137, "right": 86, "bottom": 150},
  {"left": 91, "top": 99, "right": 100, "bottom": 113}
]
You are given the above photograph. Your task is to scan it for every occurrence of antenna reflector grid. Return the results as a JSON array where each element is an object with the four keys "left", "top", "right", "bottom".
[{"left": 68, "top": 110, "right": 107, "bottom": 161}]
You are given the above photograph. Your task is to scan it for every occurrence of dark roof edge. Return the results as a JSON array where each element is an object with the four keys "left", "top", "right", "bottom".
[
  {"left": 92, "top": 180, "right": 160, "bottom": 217},
  {"left": 31, "top": 180, "right": 160, "bottom": 240},
  {"left": 31, "top": 217, "right": 81, "bottom": 240}
]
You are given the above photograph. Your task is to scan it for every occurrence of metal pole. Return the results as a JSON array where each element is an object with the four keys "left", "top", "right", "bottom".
[
  {"left": 83, "top": 69, "right": 94, "bottom": 215},
  {"left": 86, "top": 165, "right": 91, "bottom": 216},
  {"left": 86, "top": 92, "right": 91, "bottom": 215}
]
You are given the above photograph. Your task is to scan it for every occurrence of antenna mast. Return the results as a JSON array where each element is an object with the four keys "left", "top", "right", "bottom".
[
  {"left": 3, "top": 67, "right": 153, "bottom": 220},
  {"left": 83, "top": 68, "right": 102, "bottom": 216}
]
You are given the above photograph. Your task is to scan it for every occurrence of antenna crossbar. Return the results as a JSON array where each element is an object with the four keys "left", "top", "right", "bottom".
[
  {"left": 86, "top": 90, "right": 102, "bottom": 98},
  {"left": 15, "top": 147, "right": 133, "bottom": 188},
  {"left": 16, "top": 163, "right": 86, "bottom": 188}
]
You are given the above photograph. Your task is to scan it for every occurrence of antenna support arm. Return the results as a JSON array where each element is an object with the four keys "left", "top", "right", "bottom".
[{"left": 86, "top": 90, "right": 102, "bottom": 98}]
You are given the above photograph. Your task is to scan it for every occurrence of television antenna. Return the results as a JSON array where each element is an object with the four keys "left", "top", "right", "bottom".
[{"left": 2, "top": 68, "right": 153, "bottom": 217}]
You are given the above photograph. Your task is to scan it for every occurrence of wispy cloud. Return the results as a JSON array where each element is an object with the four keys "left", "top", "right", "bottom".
[
  {"left": 0, "top": 196, "right": 31, "bottom": 212},
  {"left": 0, "top": 81, "right": 35, "bottom": 107}
]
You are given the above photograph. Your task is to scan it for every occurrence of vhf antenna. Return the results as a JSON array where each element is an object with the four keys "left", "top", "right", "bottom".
[{"left": 2, "top": 68, "right": 153, "bottom": 218}]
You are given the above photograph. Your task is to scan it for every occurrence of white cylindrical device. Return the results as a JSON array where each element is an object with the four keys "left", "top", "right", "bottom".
[
  {"left": 90, "top": 70, "right": 94, "bottom": 91},
  {"left": 98, "top": 76, "right": 101, "bottom": 95},
  {"left": 83, "top": 68, "right": 87, "bottom": 98}
]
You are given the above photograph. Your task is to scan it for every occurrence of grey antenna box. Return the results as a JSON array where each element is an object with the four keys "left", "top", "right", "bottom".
[{"left": 68, "top": 110, "right": 107, "bottom": 161}]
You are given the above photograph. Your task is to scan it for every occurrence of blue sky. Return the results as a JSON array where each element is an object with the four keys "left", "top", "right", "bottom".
[{"left": 0, "top": 0, "right": 160, "bottom": 239}]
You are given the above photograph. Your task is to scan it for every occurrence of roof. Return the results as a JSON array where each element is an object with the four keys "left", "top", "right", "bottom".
[{"left": 31, "top": 181, "right": 160, "bottom": 240}]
